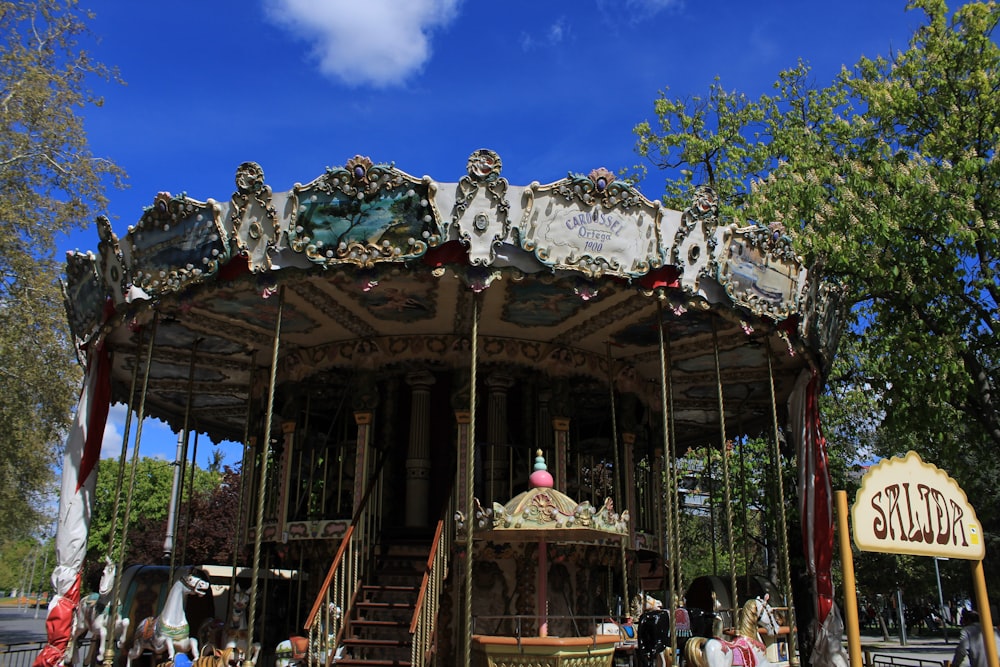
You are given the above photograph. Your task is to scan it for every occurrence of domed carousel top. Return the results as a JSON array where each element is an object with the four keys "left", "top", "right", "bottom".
[{"left": 63, "top": 150, "right": 844, "bottom": 443}]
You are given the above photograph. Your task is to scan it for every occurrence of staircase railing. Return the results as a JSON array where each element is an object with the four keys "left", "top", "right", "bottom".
[
  {"left": 408, "top": 487, "right": 456, "bottom": 667},
  {"left": 303, "top": 450, "right": 388, "bottom": 667}
]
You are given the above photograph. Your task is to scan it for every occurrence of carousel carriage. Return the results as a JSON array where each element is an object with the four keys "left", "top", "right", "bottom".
[{"left": 63, "top": 150, "right": 842, "bottom": 666}]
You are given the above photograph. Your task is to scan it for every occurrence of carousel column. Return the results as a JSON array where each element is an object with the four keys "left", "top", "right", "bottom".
[
  {"left": 405, "top": 371, "right": 436, "bottom": 528},
  {"left": 622, "top": 432, "right": 637, "bottom": 544},
  {"left": 454, "top": 410, "right": 472, "bottom": 515},
  {"left": 351, "top": 371, "right": 379, "bottom": 512},
  {"left": 276, "top": 421, "right": 296, "bottom": 541},
  {"left": 352, "top": 412, "right": 374, "bottom": 511},
  {"left": 485, "top": 375, "right": 514, "bottom": 503},
  {"left": 552, "top": 418, "right": 569, "bottom": 492}
]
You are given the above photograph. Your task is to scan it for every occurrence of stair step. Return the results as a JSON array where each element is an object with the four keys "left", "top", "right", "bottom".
[
  {"left": 352, "top": 619, "right": 410, "bottom": 629},
  {"left": 343, "top": 637, "right": 411, "bottom": 648},
  {"left": 358, "top": 599, "right": 416, "bottom": 608},
  {"left": 362, "top": 584, "right": 420, "bottom": 593}
]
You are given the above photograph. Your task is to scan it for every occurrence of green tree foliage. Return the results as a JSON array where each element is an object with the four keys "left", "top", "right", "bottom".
[
  {"left": 0, "top": 0, "right": 125, "bottom": 544},
  {"left": 84, "top": 456, "right": 242, "bottom": 586},
  {"left": 632, "top": 0, "right": 999, "bottom": 597}
]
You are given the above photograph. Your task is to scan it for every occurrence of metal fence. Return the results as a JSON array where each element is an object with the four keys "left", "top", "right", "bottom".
[
  {"left": 0, "top": 640, "right": 94, "bottom": 667},
  {"left": 0, "top": 642, "right": 44, "bottom": 667},
  {"left": 867, "top": 652, "right": 948, "bottom": 667}
]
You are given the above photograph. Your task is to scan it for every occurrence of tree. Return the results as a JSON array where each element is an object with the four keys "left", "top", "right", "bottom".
[
  {"left": 84, "top": 455, "right": 240, "bottom": 586},
  {"left": 0, "top": 0, "right": 125, "bottom": 544},
  {"left": 632, "top": 0, "right": 999, "bottom": 650}
]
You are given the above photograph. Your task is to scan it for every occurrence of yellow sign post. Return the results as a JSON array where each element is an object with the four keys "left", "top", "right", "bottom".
[{"left": 838, "top": 451, "right": 996, "bottom": 667}]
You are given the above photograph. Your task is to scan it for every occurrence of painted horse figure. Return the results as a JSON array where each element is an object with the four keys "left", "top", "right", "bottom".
[
  {"left": 126, "top": 568, "right": 211, "bottom": 667},
  {"left": 219, "top": 585, "right": 260, "bottom": 666},
  {"left": 636, "top": 604, "right": 719, "bottom": 667},
  {"left": 684, "top": 596, "right": 780, "bottom": 667},
  {"left": 67, "top": 557, "right": 130, "bottom": 666}
]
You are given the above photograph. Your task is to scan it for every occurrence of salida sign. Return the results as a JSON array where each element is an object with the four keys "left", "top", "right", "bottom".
[{"left": 852, "top": 451, "right": 984, "bottom": 560}]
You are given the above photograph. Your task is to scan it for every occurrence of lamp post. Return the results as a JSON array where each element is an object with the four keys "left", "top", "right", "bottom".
[
  {"left": 34, "top": 538, "right": 50, "bottom": 619},
  {"left": 17, "top": 553, "right": 31, "bottom": 609},
  {"left": 934, "top": 557, "right": 949, "bottom": 642},
  {"left": 24, "top": 545, "right": 39, "bottom": 614}
]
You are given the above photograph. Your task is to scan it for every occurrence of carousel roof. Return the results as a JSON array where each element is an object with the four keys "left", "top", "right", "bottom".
[
  {"left": 471, "top": 451, "right": 630, "bottom": 546},
  {"left": 63, "top": 150, "right": 844, "bottom": 445}
]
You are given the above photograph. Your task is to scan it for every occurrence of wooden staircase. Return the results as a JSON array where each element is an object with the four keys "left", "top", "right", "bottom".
[{"left": 336, "top": 534, "right": 431, "bottom": 667}]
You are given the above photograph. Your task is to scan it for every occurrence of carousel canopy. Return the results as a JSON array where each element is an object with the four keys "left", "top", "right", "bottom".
[{"left": 63, "top": 150, "right": 843, "bottom": 445}]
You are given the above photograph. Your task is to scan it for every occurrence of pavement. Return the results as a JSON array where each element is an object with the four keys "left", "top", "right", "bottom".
[{"left": 0, "top": 603, "right": 51, "bottom": 646}]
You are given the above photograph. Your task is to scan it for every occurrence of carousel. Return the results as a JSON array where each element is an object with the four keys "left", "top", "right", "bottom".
[{"left": 57, "top": 149, "right": 844, "bottom": 667}]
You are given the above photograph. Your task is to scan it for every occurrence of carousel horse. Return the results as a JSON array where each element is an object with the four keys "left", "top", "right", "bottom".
[
  {"left": 684, "top": 596, "right": 781, "bottom": 667},
  {"left": 126, "top": 568, "right": 211, "bottom": 667},
  {"left": 198, "top": 585, "right": 261, "bottom": 666},
  {"left": 274, "top": 604, "right": 344, "bottom": 667},
  {"left": 67, "top": 557, "right": 131, "bottom": 666},
  {"left": 635, "top": 604, "right": 720, "bottom": 667}
]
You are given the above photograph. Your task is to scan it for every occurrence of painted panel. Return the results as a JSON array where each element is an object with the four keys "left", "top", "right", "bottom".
[
  {"left": 520, "top": 170, "right": 662, "bottom": 279},
  {"left": 501, "top": 278, "right": 607, "bottom": 328},
  {"left": 64, "top": 252, "right": 104, "bottom": 341},
  {"left": 127, "top": 194, "right": 228, "bottom": 299},
  {"left": 289, "top": 157, "right": 442, "bottom": 266},
  {"left": 718, "top": 225, "right": 802, "bottom": 319}
]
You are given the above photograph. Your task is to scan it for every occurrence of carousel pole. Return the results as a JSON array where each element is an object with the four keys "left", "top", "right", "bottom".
[
  {"left": 229, "top": 351, "right": 259, "bottom": 622},
  {"left": 605, "top": 341, "right": 630, "bottom": 620},
  {"left": 245, "top": 286, "right": 285, "bottom": 667},
  {"left": 656, "top": 297, "right": 677, "bottom": 658},
  {"left": 463, "top": 294, "right": 480, "bottom": 666},
  {"left": 103, "top": 350, "right": 134, "bottom": 564},
  {"left": 767, "top": 347, "right": 799, "bottom": 665},
  {"left": 712, "top": 321, "right": 739, "bottom": 622},
  {"left": 665, "top": 322, "right": 683, "bottom": 599},
  {"left": 104, "top": 313, "right": 159, "bottom": 667},
  {"left": 166, "top": 337, "right": 200, "bottom": 576}
]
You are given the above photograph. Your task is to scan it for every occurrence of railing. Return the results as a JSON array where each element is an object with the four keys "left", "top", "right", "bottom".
[
  {"left": 867, "top": 654, "right": 947, "bottom": 667},
  {"left": 0, "top": 641, "right": 65, "bottom": 667},
  {"left": 302, "top": 450, "right": 388, "bottom": 667},
  {"left": 409, "top": 489, "right": 456, "bottom": 667},
  {"left": 471, "top": 615, "right": 633, "bottom": 643}
]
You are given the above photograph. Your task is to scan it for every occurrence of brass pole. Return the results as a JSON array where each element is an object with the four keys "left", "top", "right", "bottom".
[
  {"left": 666, "top": 329, "right": 683, "bottom": 598},
  {"left": 971, "top": 560, "right": 998, "bottom": 667},
  {"left": 105, "top": 313, "right": 159, "bottom": 666},
  {"left": 169, "top": 337, "right": 200, "bottom": 579},
  {"left": 655, "top": 297, "right": 677, "bottom": 657},
  {"left": 767, "top": 346, "right": 798, "bottom": 665},
  {"left": 835, "top": 491, "right": 863, "bottom": 667},
  {"left": 105, "top": 345, "right": 139, "bottom": 563},
  {"left": 712, "top": 321, "right": 738, "bottom": 619},
  {"left": 464, "top": 295, "right": 480, "bottom": 667},
  {"left": 245, "top": 286, "right": 285, "bottom": 667},
  {"left": 606, "top": 341, "right": 630, "bottom": 616},
  {"left": 229, "top": 351, "right": 258, "bottom": 627}
]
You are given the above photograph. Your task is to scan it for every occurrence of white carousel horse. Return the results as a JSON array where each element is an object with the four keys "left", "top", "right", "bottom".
[
  {"left": 67, "top": 557, "right": 130, "bottom": 666},
  {"left": 126, "top": 568, "right": 211, "bottom": 667},
  {"left": 198, "top": 585, "right": 261, "bottom": 666},
  {"left": 684, "top": 596, "right": 781, "bottom": 667}
]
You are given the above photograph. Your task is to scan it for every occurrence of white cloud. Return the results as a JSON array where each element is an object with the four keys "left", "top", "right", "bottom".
[
  {"left": 520, "top": 17, "right": 569, "bottom": 52},
  {"left": 100, "top": 404, "right": 176, "bottom": 461},
  {"left": 263, "top": 0, "right": 462, "bottom": 87}
]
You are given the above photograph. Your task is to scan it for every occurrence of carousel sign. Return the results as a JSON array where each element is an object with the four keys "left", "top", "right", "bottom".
[{"left": 851, "top": 450, "right": 984, "bottom": 560}]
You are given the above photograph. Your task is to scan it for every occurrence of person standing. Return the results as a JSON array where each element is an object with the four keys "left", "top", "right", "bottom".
[{"left": 952, "top": 611, "right": 1000, "bottom": 667}]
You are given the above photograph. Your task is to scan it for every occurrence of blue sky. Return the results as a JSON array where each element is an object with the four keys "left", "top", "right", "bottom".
[{"left": 61, "top": 0, "right": 924, "bottom": 465}]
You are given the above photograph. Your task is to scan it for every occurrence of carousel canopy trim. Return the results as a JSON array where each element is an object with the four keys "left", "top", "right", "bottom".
[{"left": 62, "top": 151, "right": 845, "bottom": 442}]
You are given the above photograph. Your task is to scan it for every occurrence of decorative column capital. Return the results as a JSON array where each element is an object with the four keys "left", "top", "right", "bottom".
[
  {"left": 406, "top": 370, "right": 436, "bottom": 389},
  {"left": 486, "top": 374, "right": 515, "bottom": 392}
]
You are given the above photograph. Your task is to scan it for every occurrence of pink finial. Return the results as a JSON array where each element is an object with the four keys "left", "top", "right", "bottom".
[{"left": 529, "top": 449, "right": 554, "bottom": 489}]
